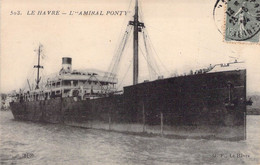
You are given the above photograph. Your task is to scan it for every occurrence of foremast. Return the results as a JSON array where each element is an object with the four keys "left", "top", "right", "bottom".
[
  {"left": 129, "top": 0, "right": 144, "bottom": 85},
  {"left": 34, "top": 45, "right": 44, "bottom": 89}
]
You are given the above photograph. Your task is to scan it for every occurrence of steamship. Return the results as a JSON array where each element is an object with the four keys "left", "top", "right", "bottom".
[{"left": 10, "top": 0, "right": 252, "bottom": 140}]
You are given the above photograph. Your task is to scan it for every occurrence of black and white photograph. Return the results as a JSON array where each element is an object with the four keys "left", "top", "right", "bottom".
[{"left": 0, "top": 0, "right": 260, "bottom": 164}]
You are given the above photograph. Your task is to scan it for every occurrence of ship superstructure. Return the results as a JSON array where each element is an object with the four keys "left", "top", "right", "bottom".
[{"left": 13, "top": 56, "right": 117, "bottom": 102}]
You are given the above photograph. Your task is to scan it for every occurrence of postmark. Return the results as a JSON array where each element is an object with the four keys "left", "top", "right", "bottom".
[{"left": 213, "top": 0, "right": 260, "bottom": 43}]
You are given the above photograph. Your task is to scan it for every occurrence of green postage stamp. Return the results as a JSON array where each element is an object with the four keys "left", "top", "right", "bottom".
[{"left": 225, "top": 0, "right": 260, "bottom": 43}]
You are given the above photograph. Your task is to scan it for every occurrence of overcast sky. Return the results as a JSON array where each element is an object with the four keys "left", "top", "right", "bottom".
[{"left": 1, "top": 0, "right": 260, "bottom": 94}]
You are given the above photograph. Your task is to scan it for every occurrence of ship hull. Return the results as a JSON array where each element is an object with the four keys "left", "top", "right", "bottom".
[{"left": 10, "top": 70, "right": 247, "bottom": 140}]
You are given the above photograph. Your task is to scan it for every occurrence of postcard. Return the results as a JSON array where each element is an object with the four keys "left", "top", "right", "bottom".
[{"left": 1, "top": 0, "right": 259, "bottom": 164}]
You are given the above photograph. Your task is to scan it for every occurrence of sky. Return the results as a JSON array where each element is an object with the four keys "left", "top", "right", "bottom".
[{"left": 1, "top": 0, "right": 260, "bottom": 94}]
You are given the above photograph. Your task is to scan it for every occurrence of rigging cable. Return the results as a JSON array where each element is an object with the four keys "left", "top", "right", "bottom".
[
  {"left": 139, "top": 46, "right": 159, "bottom": 77},
  {"left": 113, "top": 29, "right": 134, "bottom": 90},
  {"left": 110, "top": 27, "right": 132, "bottom": 84},
  {"left": 108, "top": 29, "right": 128, "bottom": 79},
  {"left": 142, "top": 30, "right": 161, "bottom": 78},
  {"left": 105, "top": 25, "right": 133, "bottom": 83},
  {"left": 138, "top": 1, "right": 169, "bottom": 75},
  {"left": 116, "top": 59, "right": 133, "bottom": 91},
  {"left": 104, "top": 0, "right": 134, "bottom": 81},
  {"left": 144, "top": 28, "right": 170, "bottom": 75}
]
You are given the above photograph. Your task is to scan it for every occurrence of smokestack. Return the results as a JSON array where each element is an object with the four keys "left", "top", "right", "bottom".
[{"left": 62, "top": 57, "right": 72, "bottom": 73}]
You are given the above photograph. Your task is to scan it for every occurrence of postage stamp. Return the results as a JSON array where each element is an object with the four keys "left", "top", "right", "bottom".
[{"left": 224, "top": 0, "right": 260, "bottom": 43}]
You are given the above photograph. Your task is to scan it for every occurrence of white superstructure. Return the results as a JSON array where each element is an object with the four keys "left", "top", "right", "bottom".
[{"left": 13, "top": 57, "right": 118, "bottom": 102}]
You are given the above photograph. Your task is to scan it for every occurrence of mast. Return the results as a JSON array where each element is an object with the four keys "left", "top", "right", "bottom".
[
  {"left": 133, "top": 0, "right": 139, "bottom": 85},
  {"left": 129, "top": 0, "right": 144, "bottom": 85},
  {"left": 34, "top": 45, "right": 44, "bottom": 89}
]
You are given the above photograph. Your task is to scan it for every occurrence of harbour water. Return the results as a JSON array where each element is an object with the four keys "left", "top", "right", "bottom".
[{"left": 0, "top": 110, "right": 259, "bottom": 165}]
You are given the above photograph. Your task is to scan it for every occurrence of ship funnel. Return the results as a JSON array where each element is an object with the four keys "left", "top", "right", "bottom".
[{"left": 62, "top": 57, "right": 72, "bottom": 73}]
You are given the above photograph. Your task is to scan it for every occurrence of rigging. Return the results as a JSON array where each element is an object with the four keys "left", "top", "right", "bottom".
[{"left": 34, "top": 44, "right": 44, "bottom": 89}]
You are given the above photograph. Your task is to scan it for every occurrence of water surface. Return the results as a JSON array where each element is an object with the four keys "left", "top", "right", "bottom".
[{"left": 0, "top": 111, "right": 259, "bottom": 165}]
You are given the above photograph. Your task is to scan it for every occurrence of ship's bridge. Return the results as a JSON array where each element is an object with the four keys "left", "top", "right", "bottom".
[
  {"left": 207, "top": 61, "right": 245, "bottom": 73},
  {"left": 13, "top": 58, "right": 118, "bottom": 102},
  {"left": 44, "top": 68, "right": 117, "bottom": 99}
]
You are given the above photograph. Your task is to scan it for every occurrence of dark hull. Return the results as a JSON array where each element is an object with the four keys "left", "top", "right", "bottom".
[{"left": 10, "top": 70, "right": 247, "bottom": 140}]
